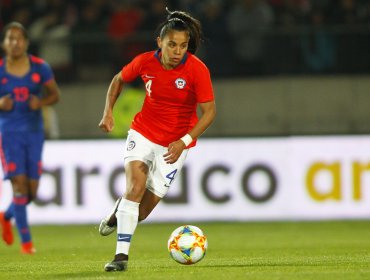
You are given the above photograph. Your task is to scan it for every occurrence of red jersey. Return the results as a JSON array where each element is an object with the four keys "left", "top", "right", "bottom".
[{"left": 121, "top": 50, "right": 214, "bottom": 148}]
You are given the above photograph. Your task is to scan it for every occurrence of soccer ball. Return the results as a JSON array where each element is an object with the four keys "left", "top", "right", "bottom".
[{"left": 167, "top": 225, "right": 208, "bottom": 265}]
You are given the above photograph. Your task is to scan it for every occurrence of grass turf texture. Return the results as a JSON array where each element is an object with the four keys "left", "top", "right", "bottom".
[{"left": 0, "top": 221, "right": 369, "bottom": 279}]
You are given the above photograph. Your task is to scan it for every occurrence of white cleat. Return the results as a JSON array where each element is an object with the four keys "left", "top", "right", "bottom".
[
  {"left": 99, "top": 197, "right": 121, "bottom": 236},
  {"left": 99, "top": 217, "right": 116, "bottom": 236}
]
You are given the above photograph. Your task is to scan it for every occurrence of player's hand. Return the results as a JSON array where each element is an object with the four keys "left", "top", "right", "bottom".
[
  {"left": 164, "top": 140, "right": 185, "bottom": 164},
  {"left": 99, "top": 114, "right": 114, "bottom": 132},
  {"left": 29, "top": 95, "right": 42, "bottom": 110},
  {"left": 0, "top": 94, "right": 13, "bottom": 111}
]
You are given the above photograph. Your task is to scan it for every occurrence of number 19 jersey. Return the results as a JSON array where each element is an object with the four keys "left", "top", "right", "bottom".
[{"left": 0, "top": 55, "right": 54, "bottom": 132}]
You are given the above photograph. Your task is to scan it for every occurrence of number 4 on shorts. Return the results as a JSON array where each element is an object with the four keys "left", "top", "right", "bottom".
[{"left": 166, "top": 169, "right": 178, "bottom": 184}]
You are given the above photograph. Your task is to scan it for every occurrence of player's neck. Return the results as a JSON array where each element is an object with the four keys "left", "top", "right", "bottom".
[
  {"left": 7, "top": 53, "right": 28, "bottom": 65},
  {"left": 6, "top": 54, "right": 30, "bottom": 76},
  {"left": 160, "top": 57, "right": 178, "bottom": 70}
]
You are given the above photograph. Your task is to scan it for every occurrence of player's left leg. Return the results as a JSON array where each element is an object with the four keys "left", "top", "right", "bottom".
[
  {"left": 28, "top": 178, "right": 39, "bottom": 203},
  {"left": 10, "top": 175, "right": 36, "bottom": 254},
  {"left": 99, "top": 197, "right": 122, "bottom": 236},
  {"left": 0, "top": 175, "right": 39, "bottom": 247},
  {"left": 138, "top": 189, "right": 162, "bottom": 221},
  {"left": 17, "top": 132, "right": 43, "bottom": 254}
]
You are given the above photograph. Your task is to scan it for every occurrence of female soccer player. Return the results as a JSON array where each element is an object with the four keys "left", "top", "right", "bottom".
[
  {"left": 0, "top": 22, "right": 60, "bottom": 254},
  {"left": 98, "top": 9, "right": 216, "bottom": 272}
]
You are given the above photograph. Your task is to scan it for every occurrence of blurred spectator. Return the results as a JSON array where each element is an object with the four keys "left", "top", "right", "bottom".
[
  {"left": 140, "top": 0, "right": 167, "bottom": 29},
  {"left": 5, "top": 7, "right": 33, "bottom": 27},
  {"left": 0, "top": 0, "right": 31, "bottom": 29},
  {"left": 272, "top": 0, "right": 308, "bottom": 27},
  {"left": 139, "top": 0, "right": 168, "bottom": 49},
  {"left": 310, "top": 0, "right": 332, "bottom": 11},
  {"left": 226, "top": 0, "right": 274, "bottom": 75},
  {"left": 2, "top": 0, "right": 370, "bottom": 79},
  {"left": 329, "top": 0, "right": 369, "bottom": 73},
  {"left": 199, "top": 0, "right": 233, "bottom": 77},
  {"left": 329, "top": 0, "right": 361, "bottom": 25},
  {"left": 357, "top": 0, "right": 370, "bottom": 23},
  {"left": 107, "top": 0, "right": 145, "bottom": 71},
  {"left": 28, "top": 0, "right": 75, "bottom": 82},
  {"left": 71, "top": 1, "right": 110, "bottom": 79},
  {"left": 177, "top": 0, "right": 202, "bottom": 15},
  {"left": 300, "top": 8, "right": 336, "bottom": 73}
]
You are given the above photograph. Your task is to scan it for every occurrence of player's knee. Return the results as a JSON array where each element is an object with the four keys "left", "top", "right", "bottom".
[
  {"left": 12, "top": 187, "right": 28, "bottom": 196},
  {"left": 126, "top": 186, "right": 145, "bottom": 201},
  {"left": 11, "top": 179, "right": 29, "bottom": 195}
]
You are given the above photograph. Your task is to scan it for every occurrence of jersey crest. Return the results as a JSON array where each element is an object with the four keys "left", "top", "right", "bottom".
[{"left": 175, "top": 78, "right": 186, "bottom": 89}]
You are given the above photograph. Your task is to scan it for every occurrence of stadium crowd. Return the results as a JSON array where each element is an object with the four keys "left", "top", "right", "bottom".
[{"left": 1, "top": 0, "right": 370, "bottom": 81}]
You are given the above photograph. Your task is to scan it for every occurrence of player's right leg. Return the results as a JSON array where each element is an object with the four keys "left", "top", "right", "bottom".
[
  {"left": 99, "top": 188, "right": 163, "bottom": 236},
  {"left": 0, "top": 211, "right": 13, "bottom": 245},
  {"left": 104, "top": 160, "right": 148, "bottom": 272},
  {"left": 0, "top": 132, "right": 15, "bottom": 245},
  {"left": 0, "top": 134, "right": 33, "bottom": 252},
  {"left": 100, "top": 129, "right": 152, "bottom": 237}
]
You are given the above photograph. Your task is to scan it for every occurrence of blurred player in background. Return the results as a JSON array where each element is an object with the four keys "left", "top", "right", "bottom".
[
  {"left": 0, "top": 22, "right": 60, "bottom": 254},
  {"left": 98, "top": 8, "right": 216, "bottom": 272}
]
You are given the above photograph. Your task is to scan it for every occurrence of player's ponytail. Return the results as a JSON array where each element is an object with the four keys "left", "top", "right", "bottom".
[{"left": 158, "top": 8, "right": 202, "bottom": 54}]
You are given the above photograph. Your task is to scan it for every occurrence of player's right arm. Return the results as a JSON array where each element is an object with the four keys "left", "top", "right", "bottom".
[
  {"left": 0, "top": 94, "right": 13, "bottom": 111},
  {"left": 98, "top": 71, "right": 125, "bottom": 133}
]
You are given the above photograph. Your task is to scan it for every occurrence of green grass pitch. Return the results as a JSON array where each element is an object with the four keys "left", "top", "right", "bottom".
[{"left": 0, "top": 221, "right": 369, "bottom": 279}]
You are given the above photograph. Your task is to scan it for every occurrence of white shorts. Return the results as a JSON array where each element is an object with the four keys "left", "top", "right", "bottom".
[{"left": 124, "top": 129, "right": 188, "bottom": 198}]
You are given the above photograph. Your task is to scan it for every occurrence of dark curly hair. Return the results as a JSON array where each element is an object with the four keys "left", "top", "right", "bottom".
[{"left": 157, "top": 8, "right": 202, "bottom": 54}]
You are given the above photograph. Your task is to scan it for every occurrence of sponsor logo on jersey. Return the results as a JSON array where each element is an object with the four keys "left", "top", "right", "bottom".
[
  {"left": 127, "top": 140, "right": 136, "bottom": 151},
  {"left": 175, "top": 78, "right": 186, "bottom": 89}
]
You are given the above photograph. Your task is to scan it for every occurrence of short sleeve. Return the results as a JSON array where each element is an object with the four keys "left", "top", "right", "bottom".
[
  {"left": 193, "top": 61, "right": 214, "bottom": 103},
  {"left": 121, "top": 54, "right": 143, "bottom": 82},
  {"left": 39, "top": 62, "right": 54, "bottom": 84}
]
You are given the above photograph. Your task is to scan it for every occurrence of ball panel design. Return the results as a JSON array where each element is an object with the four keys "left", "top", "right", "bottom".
[{"left": 168, "top": 225, "right": 207, "bottom": 265}]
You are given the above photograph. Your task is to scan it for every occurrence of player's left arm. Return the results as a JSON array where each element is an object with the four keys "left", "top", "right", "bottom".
[
  {"left": 164, "top": 100, "right": 216, "bottom": 164},
  {"left": 29, "top": 79, "right": 60, "bottom": 110},
  {"left": 188, "top": 101, "right": 216, "bottom": 140}
]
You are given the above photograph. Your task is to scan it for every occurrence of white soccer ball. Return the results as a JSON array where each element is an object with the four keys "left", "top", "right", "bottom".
[{"left": 167, "top": 225, "right": 208, "bottom": 265}]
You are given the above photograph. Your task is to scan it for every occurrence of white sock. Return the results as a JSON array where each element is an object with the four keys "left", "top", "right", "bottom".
[{"left": 115, "top": 199, "right": 140, "bottom": 256}]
